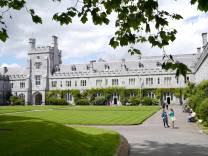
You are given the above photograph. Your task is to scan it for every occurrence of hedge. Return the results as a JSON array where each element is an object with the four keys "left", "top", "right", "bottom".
[{"left": 46, "top": 98, "right": 68, "bottom": 105}]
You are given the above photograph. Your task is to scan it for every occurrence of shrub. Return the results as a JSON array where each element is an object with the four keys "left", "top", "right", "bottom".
[
  {"left": 10, "top": 96, "right": 24, "bottom": 105},
  {"left": 46, "top": 98, "right": 68, "bottom": 105},
  {"left": 198, "top": 98, "right": 208, "bottom": 125},
  {"left": 76, "top": 99, "right": 90, "bottom": 105},
  {"left": 92, "top": 96, "right": 107, "bottom": 105},
  {"left": 187, "top": 95, "right": 202, "bottom": 112},
  {"left": 129, "top": 97, "right": 141, "bottom": 105},
  {"left": 152, "top": 98, "right": 159, "bottom": 105},
  {"left": 142, "top": 97, "right": 153, "bottom": 105}
]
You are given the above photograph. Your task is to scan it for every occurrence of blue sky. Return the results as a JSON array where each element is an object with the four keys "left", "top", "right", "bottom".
[{"left": 0, "top": 0, "right": 208, "bottom": 68}]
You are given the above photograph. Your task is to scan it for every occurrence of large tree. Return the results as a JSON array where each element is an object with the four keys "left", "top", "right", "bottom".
[{"left": 0, "top": 0, "right": 207, "bottom": 76}]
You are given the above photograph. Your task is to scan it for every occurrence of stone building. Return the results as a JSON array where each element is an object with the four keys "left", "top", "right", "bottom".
[{"left": 0, "top": 33, "right": 208, "bottom": 105}]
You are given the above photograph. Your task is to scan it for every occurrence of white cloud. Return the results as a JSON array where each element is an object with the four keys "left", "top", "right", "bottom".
[{"left": 0, "top": 0, "right": 208, "bottom": 66}]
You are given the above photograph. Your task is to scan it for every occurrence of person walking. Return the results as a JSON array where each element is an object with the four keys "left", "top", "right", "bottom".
[
  {"left": 161, "top": 101, "right": 165, "bottom": 109},
  {"left": 161, "top": 109, "right": 169, "bottom": 128},
  {"left": 165, "top": 102, "right": 169, "bottom": 110},
  {"left": 169, "top": 108, "right": 176, "bottom": 128}
]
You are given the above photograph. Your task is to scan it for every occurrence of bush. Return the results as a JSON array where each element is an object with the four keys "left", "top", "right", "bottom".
[
  {"left": 46, "top": 98, "right": 68, "bottom": 105},
  {"left": 10, "top": 96, "right": 24, "bottom": 105},
  {"left": 198, "top": 98, "right": 208, "bottom": 125},
  {"left": 129, "top": 97, "right": 141, "bottom": 105},
  {"left": 152, "top": 98, "right": 159, "bottom": 105},
  {"left": 92, "top": 96, "right": 107, "bottom": 105},
  {"left": 142, "top": 97, "right": 154, "bottom": 105},
  {"left": 187, "top": 95, "right": 203, "bottom": 112},
  {"left": 76, "top": 99, "right": 90, "bottom": 105}
]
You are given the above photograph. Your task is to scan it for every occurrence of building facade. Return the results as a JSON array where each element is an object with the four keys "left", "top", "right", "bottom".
[{"left": 0, "top": 33, "right": 208, "bottom": 105}]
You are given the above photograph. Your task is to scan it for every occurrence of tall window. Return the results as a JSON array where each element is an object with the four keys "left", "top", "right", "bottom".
[
  {"left": 129, "top": 78, "right": 135, "bottom": 85},
  {"left": 35, "top": 62, "right": 42, "bottom": 69},
  {"left": 60, "top": 81, "right": 63, "bottom": 87},
  {"left": 158, "top": 78, "right": 160, "bottom": 84},
  {"left": 52, "top": 81, "right": 57, "bottom": 87},
  {"left": 185, "top": 76, "right": 190, "bottom": 83},
  {"left": 96, "top": 79, "right": 102, "bottom": 87},
  {"left": 11, "top": 83, "right": 13, "bottom": 88},
  {"left": 66, "top": 93, "right": 72, "bottom": 101},
  {"left": 130, "top": 92, "right": 135, "bottom": 97},
  {"left": 81, "top": 80, "right": 87, "bottom": 86},
  {"left": 20, "top": 82, "right": 25, "bottom": 88},
  {"left": 112, "top": 79, "right": 119, "bottom": 86},
  {"left": 75, "top": 80, "right": 77, "bottom": 87},
  {"left": 66, "top": 80, "right": 71, "bottom": 87},
  {"left": 146, "top": 78, "right": 153, "bottom": 85},
  {"left": 35, "top": 75, "right": 41, "bottom": 85},
  {"left": 164, "top": 77, "right": 172, "bottom": 85},
  {"left": 105, "top": 79, "right": 108, "bottom": 86},
  {"left": 96, "top": 92, "right": 102, "bottom": 97},
  {"left": 19, "top": 94, "right": 25, "bottom": 100},
  {"left": 176, "top": 77, "right": 179, "bottom": 84}
]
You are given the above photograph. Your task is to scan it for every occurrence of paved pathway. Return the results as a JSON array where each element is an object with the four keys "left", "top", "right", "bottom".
[{"left": 96, "top": 105, "right": 208, "bottom": 156}]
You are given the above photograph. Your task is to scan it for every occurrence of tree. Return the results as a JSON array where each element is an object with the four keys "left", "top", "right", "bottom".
[{"left": 0, "top": 0, "right": 207, "bottom": 76}]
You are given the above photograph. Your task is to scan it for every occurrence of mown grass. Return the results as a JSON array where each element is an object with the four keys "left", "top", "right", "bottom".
[
  {"left": 0, "top": 105, "right": 159, "bottom": 156},
  {"left": 0, "top": 105, "right": 160, "bottom": 125},
  {"left": 0, "top": 105, "right": 69, "bottom": 114},
  {"left": 0, "top": 115, "right": 120, "bottom": 156}
]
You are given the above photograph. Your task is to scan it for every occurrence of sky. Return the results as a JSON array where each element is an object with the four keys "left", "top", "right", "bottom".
[{"left": 0, "top": 0, "right": 208, "bottom": 68}]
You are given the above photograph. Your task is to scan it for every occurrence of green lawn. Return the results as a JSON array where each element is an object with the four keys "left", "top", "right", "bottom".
[
  {"left": 0, "top": 105, "right": 69, "bottom": 114},
  {"left": 0, "top": 106, "right": 160, "bottom": 125},
  {"left": 0, "top": 115, "right": 120, "bottom": 156},
  {"left": 0, "top": 105, "right": 160, "bottom": 156}
]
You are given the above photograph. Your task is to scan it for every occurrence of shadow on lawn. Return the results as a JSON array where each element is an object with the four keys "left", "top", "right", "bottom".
[
  {"left": 0, "top": 115, "right": 120, "bottom": 156},
  {"left": 130, "top": 140, "right": 208, "bottom": 156}
]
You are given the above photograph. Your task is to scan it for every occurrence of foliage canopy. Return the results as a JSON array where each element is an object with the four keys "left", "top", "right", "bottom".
[{"left": 0, "top": 0, "right": 207, "bottom": 76}]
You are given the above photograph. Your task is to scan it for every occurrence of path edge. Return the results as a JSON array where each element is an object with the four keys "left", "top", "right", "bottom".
[{"left": 114, "top": 135, "right": 129, "bottom": 156}]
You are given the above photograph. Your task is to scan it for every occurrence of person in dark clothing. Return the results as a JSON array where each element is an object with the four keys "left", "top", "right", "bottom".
[
  {"left": 161, "top": 101, "right": 165, "bottom": 109},
  {"left": 165, "top": 102, "right": 169, "bottom": 110},
  {"left": 161, "top": 109, "right": 169, "bottom": 128}
]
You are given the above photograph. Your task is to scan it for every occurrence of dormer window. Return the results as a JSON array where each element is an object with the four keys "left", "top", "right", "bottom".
[
  {"left": 71, "top": 65, "right": 76, "bottom": 71},
  {"left": 86, "top": 64, "right": 90, "bottom": 70},
  {"left": 105, "top": 64, "right": 110, "bottom": 70},
  {"left": 138, "top": 62, "right": 144, "bottom": 68},
  {"left": 156, "top": 62, "right": 162, "bottom": 67}
]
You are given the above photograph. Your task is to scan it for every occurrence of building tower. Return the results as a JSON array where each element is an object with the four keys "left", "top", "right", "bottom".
[{"left": 27, "top": 36, "right": 62, "bottom": 105}]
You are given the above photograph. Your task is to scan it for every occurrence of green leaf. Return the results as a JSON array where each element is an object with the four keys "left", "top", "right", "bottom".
[
  {"left": 109, "top": 37, "right": 119, "bottom": 49},
  {"left": 81, "top": 13, "right": 88, "bottom": 23},
  {"left": 0, "top": 28, "right": 8, "bottom": 42}
]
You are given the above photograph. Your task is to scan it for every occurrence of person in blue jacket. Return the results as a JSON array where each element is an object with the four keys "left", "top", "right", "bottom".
[{"left": 161, "top": 109, "right": 169, "bottom": 128}]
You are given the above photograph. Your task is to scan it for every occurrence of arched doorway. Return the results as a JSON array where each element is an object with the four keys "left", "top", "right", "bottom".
[
  {"left": 34, "top": 93, "right": 42, "bottom": 105},
  {"left": 114, "top": 98, "right": 117, "bottom": 105},
  {"left": 167, "top": 97, "right": 170, "bottom": 105}
]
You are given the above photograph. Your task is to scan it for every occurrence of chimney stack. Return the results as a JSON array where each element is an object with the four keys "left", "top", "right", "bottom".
[
  {"left": 29, "top": 38, "right": 36, "bottom": 50},
  {"left": 202, "top": 33, "right": 207, "bottom": 48},
  {"left": 197, "top": 47, "right": 201, "bottom": 54},
  {"left": 52, "top": 36, "right": 58, "bottom": 48},
  {"left": 3, "top": 67, "right": 8, "bottom": 74}
]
